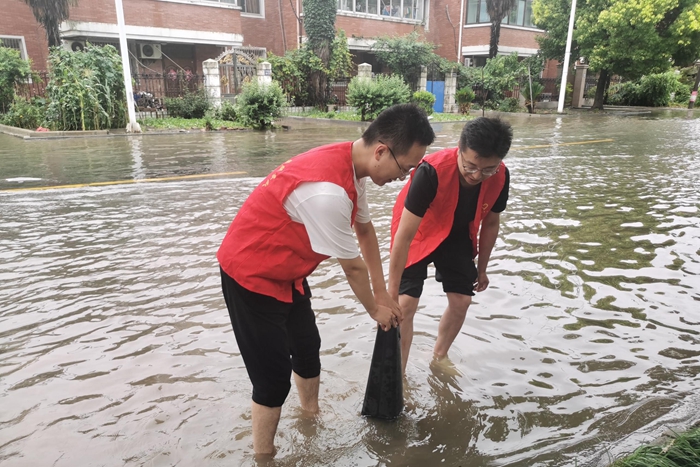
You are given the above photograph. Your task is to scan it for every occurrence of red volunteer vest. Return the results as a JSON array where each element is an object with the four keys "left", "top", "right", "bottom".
[
  {"left": 391, "top": 147, "right": 506, "bottom": 267},
  {"left": 217, "top": 142, "right": 359, "bottom": 303}
]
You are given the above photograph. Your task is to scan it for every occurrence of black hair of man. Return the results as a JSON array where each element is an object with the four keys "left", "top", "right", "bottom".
[
  {"left": 362, "top": 103, "right": 435, "bottom": 156},
  {"left": 458, "top": 117, "right": 513, "bottom": 159}
]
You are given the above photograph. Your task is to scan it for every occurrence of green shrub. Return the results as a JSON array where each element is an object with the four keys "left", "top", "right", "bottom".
[
  {"left": 236, "top": 80, "right": 285, "bottom": 129},
  {"left": 607, "top": 73, "right": 685, "bottom": 107},
  {"left": 165, "top": 89, "right": 211, "bottom": 119},
  {"left": 44, "top": 44, "right": 127, "bottom": 131},
  {"left": 1, "top": 96, "right": 46, "bottom": 129},
  {"left": 456, "top": 87, "right": 475, "bottom": 114},
  {"left": 497, "top": 97, "right": 520, "bottom": 112},
  {"left": 607, "top": 81, "right": 640, "bottom": 105},
  {"left": 218, "top": 99, "right": 237, "bottom": 121},
  {"left": 585, "top": 85, "right": 597, "bottom": 99},
  {"left": 0, "top": 44, "right": 32, "bottom": 114},
  {"left": 347, "top": 74, "right": 411, "bottom": 121},
  {"left": 411, "top": 90, "right": 435, "bottom": 115},
  {"left": 672, "top": 80, "right": 691, "bottom": 104},
  {"left": 636, "top": 72, "right": 677, "bottom": 107}
]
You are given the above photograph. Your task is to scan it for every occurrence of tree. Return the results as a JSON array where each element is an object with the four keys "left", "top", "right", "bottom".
[
  {"left": 373, "top": 32, "right": 438, "bottom": 85},
  {"left": 0, "top": 45, "right": 32, "bottom": 113},
  {"left": 486, "top": 0, "right": 518, "bottom": 58},
  {"left": 302, "top": 0, "right": 336, "bottom": 106},
  {"left": 23, "top": 0, "right": 76, "bottom": 48},
  {"left": 533, "top": 0, "right": 700, "bottom": 110}
]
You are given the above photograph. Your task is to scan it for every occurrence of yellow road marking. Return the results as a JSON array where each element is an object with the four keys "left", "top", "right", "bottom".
[
  {"left": 512, "top": 139, "right": 614, "bottom": 151},
  {"left": 2, "top": 171, "right": 248, "bottom": 192}
]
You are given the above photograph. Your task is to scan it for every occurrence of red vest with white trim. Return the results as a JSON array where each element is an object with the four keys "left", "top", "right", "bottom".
[
  {"left": 217, "top": 142, "right": 358, "bottom": 303},
  {"left": 391, "top": 147, "right": 506, "bottom": 267}
]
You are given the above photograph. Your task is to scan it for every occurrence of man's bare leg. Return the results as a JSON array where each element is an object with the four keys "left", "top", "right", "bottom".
[
  {"left": 434, "top": 292, "right": 472, "bottom": 359},
  {"left": 398, "top": 294, "right": 420, "bottom": 374},
  {"left": 293, "top": 372, "right": 320, "bottom": 413},
  {"left": 251, "top": 402, "right": 282, "bottom": 455}
]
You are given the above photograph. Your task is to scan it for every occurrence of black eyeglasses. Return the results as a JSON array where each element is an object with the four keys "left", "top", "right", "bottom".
[
  {"left": 379, "top": 140, "right": 411, "bottom": 178},
  {"left": 459, "top": 150, "right": 500, "bottom": 177}
]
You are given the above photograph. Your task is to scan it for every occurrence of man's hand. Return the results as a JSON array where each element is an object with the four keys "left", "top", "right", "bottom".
[
  {"left": 374, "top": 288, "right": 402, "bottom": 325},
  {"left": 369, "top": 304, "right": 397, "bottom": 331},
  {"left": 474, "top": 271, "right": 489, "bottom": 292}
]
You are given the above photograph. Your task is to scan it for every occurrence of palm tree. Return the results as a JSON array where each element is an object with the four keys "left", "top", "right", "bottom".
[
  {"left": 23, "top": 0, "right": 76, "bottom": 48},
  {"left": 486, "top": 0, "right": 517, "bottom": 58}
]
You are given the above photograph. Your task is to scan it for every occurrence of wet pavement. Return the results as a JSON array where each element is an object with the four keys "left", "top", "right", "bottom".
[{"left": 1, "top": 110, "right": 699, "bottom": 466}]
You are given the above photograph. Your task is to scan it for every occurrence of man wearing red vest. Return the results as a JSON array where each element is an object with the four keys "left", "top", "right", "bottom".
[
  {"left": 218, "top": 104, "right": 435, "bottom": 455},
  {"left": 388, "top": 117, "right": 512, "bottom": 373}
]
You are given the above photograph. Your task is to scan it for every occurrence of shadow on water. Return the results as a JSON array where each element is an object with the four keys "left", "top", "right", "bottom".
[{"left": 1, "top": 113, "right": 699, "bottom": 466}]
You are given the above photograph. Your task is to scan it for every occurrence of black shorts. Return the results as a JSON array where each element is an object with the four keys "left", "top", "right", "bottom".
[
  {"left": 220, "top": 268, "right": 321, "bottom": 408},
  {"left": 398, "top": 236, "right": 477, "bottom": 298}
]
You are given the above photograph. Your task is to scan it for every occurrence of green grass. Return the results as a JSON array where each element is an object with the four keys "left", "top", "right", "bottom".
[
  {"left": 609, "top": 427, "right": 700, "bottom": 467},
  {"left": 285, "top": 109, "right": 473, "bottom": 123},
  {"left": 137, "top": 117, "right": 246, "bottom": 131}
]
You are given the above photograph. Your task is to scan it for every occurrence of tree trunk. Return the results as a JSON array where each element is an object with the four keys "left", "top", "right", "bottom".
[
  {"left": 47, "top": 23, "right": 61, "bottom": 48},
  {"left": 591, "top": 69, "right": 609, "bottom": 110},
  {"left": 311, "top": 41, "right": 330, "bottom": 108},
  {"left": 489, "top": 21, "right": 501, "bottom": 58}
]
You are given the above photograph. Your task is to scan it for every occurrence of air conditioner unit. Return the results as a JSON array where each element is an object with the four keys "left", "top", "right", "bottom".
[
  {"left": 139, "top": 43, "right": 162, "bottom": 59},
  {"left": 463, "top": 57, "right": 473, "bottom": 67},
  {"left": 66, "top": 40, "right": 85, "bottom": 52}
]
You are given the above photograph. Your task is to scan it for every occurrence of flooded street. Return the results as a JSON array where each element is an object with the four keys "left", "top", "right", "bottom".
[{"left": 1, "top": 111, "right": 699, "bottom": 467}]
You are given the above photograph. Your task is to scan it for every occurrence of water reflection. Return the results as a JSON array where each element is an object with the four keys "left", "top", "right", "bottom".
[{"left": 0, "top": 111, "right": 699, "bottom": 467}]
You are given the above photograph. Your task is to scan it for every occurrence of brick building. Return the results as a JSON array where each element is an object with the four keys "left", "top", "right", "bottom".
[{"left": 1, "top": 0, "right": 551, "bottom": 76}]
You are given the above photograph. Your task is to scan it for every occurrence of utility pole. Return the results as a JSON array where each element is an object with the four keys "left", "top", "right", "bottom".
[
  {"left": 557, "top": 0, "right": 577, "bottom": 113},
  {"left": 689, "top": 59, "right": 700, "bottom": 110},
  {"left": 114, "top": 0, "right": 141, "bottom": 133}
]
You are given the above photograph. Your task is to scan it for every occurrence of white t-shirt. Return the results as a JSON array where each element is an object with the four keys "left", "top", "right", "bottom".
[{"left": 283, "top": 175, "right": 370, "bottom": 260}]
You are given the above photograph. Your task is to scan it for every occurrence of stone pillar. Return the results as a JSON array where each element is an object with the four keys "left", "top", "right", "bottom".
[
  {"left": 443, "top": 72, "right": 458, "bottom": 113},
  {"left": 203, "top": 59, "right": 222, "bottom": 109},
  {"left": 357, "top": 63, "right": 372, "bottom": 83},
  {"left": 257, "top": 61, "right": 272, "bottom": 86},
  {"left": 418, "top": 66, "right": 427, "bottom": 92},
  {"left": 572, "top": 63, "right": 589, "bottom": 108}
]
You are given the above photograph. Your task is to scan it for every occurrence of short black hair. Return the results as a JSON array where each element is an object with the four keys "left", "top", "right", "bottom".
[
  {"left": 362, "top": 103, "right": 435, "bottom": 155},
  {"left": 458, "top": 117, "right": 513, "bottom": 159}
]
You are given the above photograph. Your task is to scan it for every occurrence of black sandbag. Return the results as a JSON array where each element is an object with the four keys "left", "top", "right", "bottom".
[{"left": 361, "top": 325, "right": 403, "bottom": 419}]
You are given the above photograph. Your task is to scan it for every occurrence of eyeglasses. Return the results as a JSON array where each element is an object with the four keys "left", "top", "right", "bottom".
[
  {"left": 460, "top": 150, "right": 500, "bottom": 177},
  {"left": 379, "top": 140, "right": 411, "bottom": 178}
]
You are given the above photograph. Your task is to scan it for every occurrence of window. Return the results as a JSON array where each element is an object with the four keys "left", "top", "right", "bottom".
[
  {"left": 465, "top": 0, "right": 535, "bottom": 27},
  {"left": 239, "top": 0, "right": 261, "bottom": 14},
  {"left": 338, "top": 0, "right": 424, "bottom": 21},
  {"left": 0, "top": 36, "right": 27, "bottom": 60}
]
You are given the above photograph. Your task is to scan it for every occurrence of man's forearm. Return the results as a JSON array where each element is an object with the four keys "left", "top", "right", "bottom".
[
  {"left": 341, "top": 258, "right": 377, "bottom": 314},
  {"left": 477, "top": 218, "right": 500, "bottom": 273},
  {"left": 388, "top": 242, "right": 410, "bottom": 299},
  {"left": 355, "top": 222, "right": 386, "bottom": 293}
]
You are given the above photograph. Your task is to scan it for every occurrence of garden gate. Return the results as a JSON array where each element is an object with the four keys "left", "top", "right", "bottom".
[
  {"left": 217, "top": 47, "right": 267, "bottom": 97},
  {"left": 426, "top": 65, "right": 445, "bottom": 113}
]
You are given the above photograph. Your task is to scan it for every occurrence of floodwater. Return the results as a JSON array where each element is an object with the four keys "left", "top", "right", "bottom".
[{"left": 1, "top": 110, "right": 699, "bottom": 467}]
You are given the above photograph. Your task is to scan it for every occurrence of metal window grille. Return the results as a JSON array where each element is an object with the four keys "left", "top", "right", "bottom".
[{"left": 0, "top": 37, "right": 26, "bottom": 59}]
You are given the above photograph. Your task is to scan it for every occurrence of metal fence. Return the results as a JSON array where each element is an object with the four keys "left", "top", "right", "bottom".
[
  {"left": 132, "top": 73, "right": 205, "bottom": 106},
  {"left": 12, "top": 71, "right": 205, "bottom": 107},
  {"left": 329, "top": 79, "right": 351, "bottom": 106},
  {"left": 14, "top": 71, "right": 50, "bottom": 101},
  {"left": 584, "top": 75, "right": 622, "bottom": 96}
]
